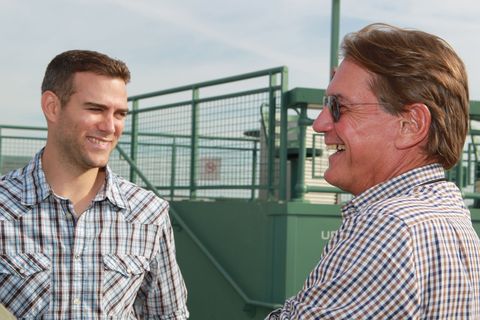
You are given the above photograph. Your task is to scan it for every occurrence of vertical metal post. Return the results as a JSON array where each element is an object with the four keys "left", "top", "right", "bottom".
[
  {"left": 267, "top": 74, "right": 278, "bottom": 200},
  {"left": 278, "top": 67, "right": 289, "bottom": 201},
  {"left": 190, "top": 88, "right": 199, "bottom": 199},
  {"left": 170, "top": 138, "right": 177, "bottom": 200},
  {"left": 251, "top": 140, "right": 258, "bottom": 200},
  {"left": 129, "top": 100, "right": 139, "bottom": 183},
  {"left": 457, "top": 150, "right": 464, "bottom": 189},
  {"left": 330, "top": 0, "right": 341, "bottom": 77},
  {"left": 468, "top": 143, "right": 472, "bottom": 185},
  {"left": 293, "top": 104, "right": 308, "bottom": 201}
]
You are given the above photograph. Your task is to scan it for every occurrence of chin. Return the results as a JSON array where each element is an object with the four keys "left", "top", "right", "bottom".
[
  {"left": 84, "top": 158, "right": 109, "bottom": 169},
  {"left": 323, "top": 169, "right": 337, "bottom": 186},
  {"left": 324, "top": 172, "right": 351, "bottom": 193}
]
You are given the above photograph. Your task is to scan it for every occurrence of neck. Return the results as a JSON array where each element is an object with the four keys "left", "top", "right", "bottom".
[{"left": 41, "top": 146, "right": 106, "bottom": 216}]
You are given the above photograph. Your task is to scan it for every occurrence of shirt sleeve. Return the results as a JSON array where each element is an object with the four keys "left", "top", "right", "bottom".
[
  {"left": 134, "top": 208, "right": 189, "bottom": 319},
  {"left": 266, "top": 213, "right": 419, "bottom": 319}
]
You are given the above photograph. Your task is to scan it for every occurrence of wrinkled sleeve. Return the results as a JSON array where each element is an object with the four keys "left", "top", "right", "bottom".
[
  {"left": 266, "top": 214, "right": 419, "bottom": 319},
  {"left": 134, "top": 207, "right": 189, "bottom": 319}
]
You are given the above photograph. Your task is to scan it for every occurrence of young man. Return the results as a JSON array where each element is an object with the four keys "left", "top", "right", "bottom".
[
  {"left": 267, "top": 23, "right": 480, "bottom": 319},
  {"left": 0, "top": 50, "right": 189, "bottom": 319}
]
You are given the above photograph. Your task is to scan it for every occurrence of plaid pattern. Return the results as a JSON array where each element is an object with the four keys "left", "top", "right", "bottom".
[
  {"left": 267, "top": 164, "right": 480, "bottom": 319},
  {"left": 0, "top": 149, "right": 189, "bottom": 319}
]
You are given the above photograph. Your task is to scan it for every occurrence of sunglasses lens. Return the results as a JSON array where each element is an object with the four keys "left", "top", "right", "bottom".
[
  {"left": 332, "top": 97, "right": 340, "bottom": 122},
  {"left": 324, "top": 96, "right": 340, "bottom": 122}
]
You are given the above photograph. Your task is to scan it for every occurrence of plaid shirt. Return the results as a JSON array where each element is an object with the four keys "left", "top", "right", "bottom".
[
  {"left": 267, "top": 164, "right": 480, "bottom": 319},
  {"left": 0, "top": 149, "right": 189, "bottom": 319}
]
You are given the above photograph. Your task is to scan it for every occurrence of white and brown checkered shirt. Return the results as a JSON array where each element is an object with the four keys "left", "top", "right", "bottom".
[
  {"left": 267, "top": 164, "right": 480, "bottom": 319},
  {"left": 0, "top": 149, "right": 189, "bottom": 319}
]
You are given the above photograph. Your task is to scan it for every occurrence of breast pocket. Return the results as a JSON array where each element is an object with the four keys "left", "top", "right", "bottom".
[
  {"left": 0, "top": 252, "right": 51, "bottom": 319},
  {"left": 102, "top": 254, "right": 150, "bottom": 317}
]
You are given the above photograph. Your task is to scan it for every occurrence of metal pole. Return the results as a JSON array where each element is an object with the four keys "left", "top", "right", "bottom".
[
  {"left": 251, "top": 140, "right": 258, "bottom": 200},
  {"left": 190, "top": 88, "right": 199, "bottom": 199},
  {"left": 129, "top": 100, "right": 139, "bottom": 183},
  {"left": 268, "top": 74, "right": 278, "bottom": 200},
  {"left": 330, "top": 0, "right": 341, "bottom": 78},
  {"left": 293, "top": 104, "right": 309, "bottom": 201},
  {"left": 278, "top": 67, "right": 289, "bottom": 201},
  {"left": 170, "top": 138, "right": 177, "bottom": 200}
]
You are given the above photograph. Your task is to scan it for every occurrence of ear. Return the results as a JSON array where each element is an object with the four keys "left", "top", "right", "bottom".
[
  {"left": 41, "top": 91, "right": 61, "bottom": 123},
  {"left": 394, "top": 103, "right": 431, "bottom": 150}
]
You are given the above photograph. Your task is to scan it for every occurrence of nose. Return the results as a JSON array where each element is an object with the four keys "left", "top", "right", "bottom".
[
  {"left": 98, "top": 113, "right": 116, "bottom": 134},
  {"left": 312, "top": 107, "right": 334, "bottom": 133}
]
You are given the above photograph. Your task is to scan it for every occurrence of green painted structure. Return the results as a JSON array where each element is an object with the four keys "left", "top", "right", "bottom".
[{"left": 2, "top": 67, "right": 480, "bottom": 319}]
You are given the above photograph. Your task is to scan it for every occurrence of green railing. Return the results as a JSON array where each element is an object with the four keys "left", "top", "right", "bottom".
[
  {"left": 118, "top": 66, "right": 289, "bottom": 201},
  {"left": 0, "top": 125, "right": 48, "bottom": 175},
  {"left": 0, "top": 67, "right": 290, "bottom": 202},
  {"left": 3, "top": 83, "right": 480, "bottom": 206}
]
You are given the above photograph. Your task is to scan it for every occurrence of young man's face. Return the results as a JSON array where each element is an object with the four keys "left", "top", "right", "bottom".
[
  {"left": 313, "top": 59, "right": 403, "bottom": 195},
  {"left": 52, "top": 71, "right": 128, "bottom": 171}
]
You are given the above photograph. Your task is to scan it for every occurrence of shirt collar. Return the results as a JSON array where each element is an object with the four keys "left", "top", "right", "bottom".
[
  {"left": 22, "top": 148, "right": 128, "bottom": 210},
  {"left": 94, "top": 166, "right": 128, "bottom": 210},
  {"left": 22, "top": 148, "right": 52, "bottom": 206},
  {"left": 342, "top": 163, "right": 446, "bottom": 219}
]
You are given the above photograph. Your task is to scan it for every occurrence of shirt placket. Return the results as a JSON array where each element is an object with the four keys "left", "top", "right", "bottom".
[{"left": 71, "top": 205, "right": 87, "bottom": 318}]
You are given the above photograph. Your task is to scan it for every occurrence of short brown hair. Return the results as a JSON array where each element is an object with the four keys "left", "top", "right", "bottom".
[
  {"left": 41, "top": 50, "right": 131, "bottom": 106},
  {"left": 341, "top": 23, "right": 469, "bottom": 169}
]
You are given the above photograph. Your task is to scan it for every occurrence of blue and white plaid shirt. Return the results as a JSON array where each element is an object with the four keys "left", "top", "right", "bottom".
[
  {"left": 0, "top": 149, "right": 189, "bottom": 319},
  {"left": 267, "top": 164, "right": 480, "bottom": 319}
]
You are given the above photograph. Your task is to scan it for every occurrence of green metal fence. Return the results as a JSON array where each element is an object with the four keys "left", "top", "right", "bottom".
[
  {"left": 0, "top": 125, "right": 47, "bottom": 174},
  {"left": 0, "top": 68, "right": 291, "bottom": 203},
  {"left": 2, "top": 71, "right": 480, "bottom": 205},
  {"left": 114, "top": 66, "right": 290, "bottom": 202}
]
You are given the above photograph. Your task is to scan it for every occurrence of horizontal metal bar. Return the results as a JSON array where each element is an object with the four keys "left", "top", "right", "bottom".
[
  {"left": 118, "top": 142, "right": 259, "bottom": 152},
  {"left": 0, "top": 125, "right": 47, "bottom": 131},
  {"left": 152, "top": 184, "right": 270, "bottom": 191},
  {"left": 129, "top": 86, "right": 278, "bottom": 114},
  {"left": 121, "top": 132, "right": 259, "bottom": 143},
  {"left": 463, "top": 192, "right": 480, "bottom": 200},
  {"left": 0, "top": 135, "right": 46, "bottom": 141},
  {"left": 305, "top": 185, "right": 345, "bottom": 194},
  {"left": 128, "top": 66, "right": 287, "bottom": 101}
]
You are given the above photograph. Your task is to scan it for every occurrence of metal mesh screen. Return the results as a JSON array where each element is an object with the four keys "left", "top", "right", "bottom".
[
  {"left": 0, "top": 129, "right": 47, "bottom": 174},
  {"left": 110, "top": 88, "right": 283, "bottom": 201},
  {"left": 0, "top": 68, "right": 287, "bottom": 201}
]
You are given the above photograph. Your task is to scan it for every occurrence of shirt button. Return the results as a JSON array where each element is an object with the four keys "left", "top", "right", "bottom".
[
  {"left": 74, "top": 254, "right": 81, "bottom": 260},
  {"left": 73, "top": 298, "right": 81, "bottom": 305}
]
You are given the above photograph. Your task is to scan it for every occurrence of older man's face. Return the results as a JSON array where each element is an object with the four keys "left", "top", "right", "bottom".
[{"left": 312, "top": 59, "right": 403, "bottom": 195}]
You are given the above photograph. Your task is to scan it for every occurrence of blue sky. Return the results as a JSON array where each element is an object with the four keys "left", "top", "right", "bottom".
[{"left": 1, "top": 0, "right": 479, "bottom": 126}]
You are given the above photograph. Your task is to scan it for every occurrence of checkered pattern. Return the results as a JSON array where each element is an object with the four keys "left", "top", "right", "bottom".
[
  {"left": 0, "top": 149, "right": 189, "bottom": 319},
  {"left": 267, "top": 164, "right": 480, "bottom": 319}
]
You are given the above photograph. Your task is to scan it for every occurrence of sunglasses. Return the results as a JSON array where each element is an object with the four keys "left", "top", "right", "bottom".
[{"left": 323, "top": 95, "right": 385, "bottom": 122}]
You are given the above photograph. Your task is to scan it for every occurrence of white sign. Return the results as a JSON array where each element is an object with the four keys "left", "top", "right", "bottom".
[{"left": 199, "top": 157, "right": 221, "bottom": 181}]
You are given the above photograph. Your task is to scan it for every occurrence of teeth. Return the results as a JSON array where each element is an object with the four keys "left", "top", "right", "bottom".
[
  {"left": 89, "top": 137, "right": 109, "bottom": 146},
  {"left": 326, "top": 144, "right": 346, "bottom": 152}
]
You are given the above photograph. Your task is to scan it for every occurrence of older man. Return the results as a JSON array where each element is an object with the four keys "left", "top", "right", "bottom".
[{"left": 267, "top": 23, "right": 480, "bottom": 319}]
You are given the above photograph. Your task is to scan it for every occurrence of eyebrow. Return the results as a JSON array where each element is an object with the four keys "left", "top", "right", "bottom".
[
  {"left": 332, "top": 94, "right": 353, "bottom": 105},
  {"left": 84, "top": 102, "right": 129, "bottom": 113}
]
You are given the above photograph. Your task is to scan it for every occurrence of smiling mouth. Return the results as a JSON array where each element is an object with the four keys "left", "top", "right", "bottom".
[
  {"left": 87, "top": 137, "right": 112, "bottom": 147},
  {"left": 326, "top": 144, "right": 346, "bottom": 155}
]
